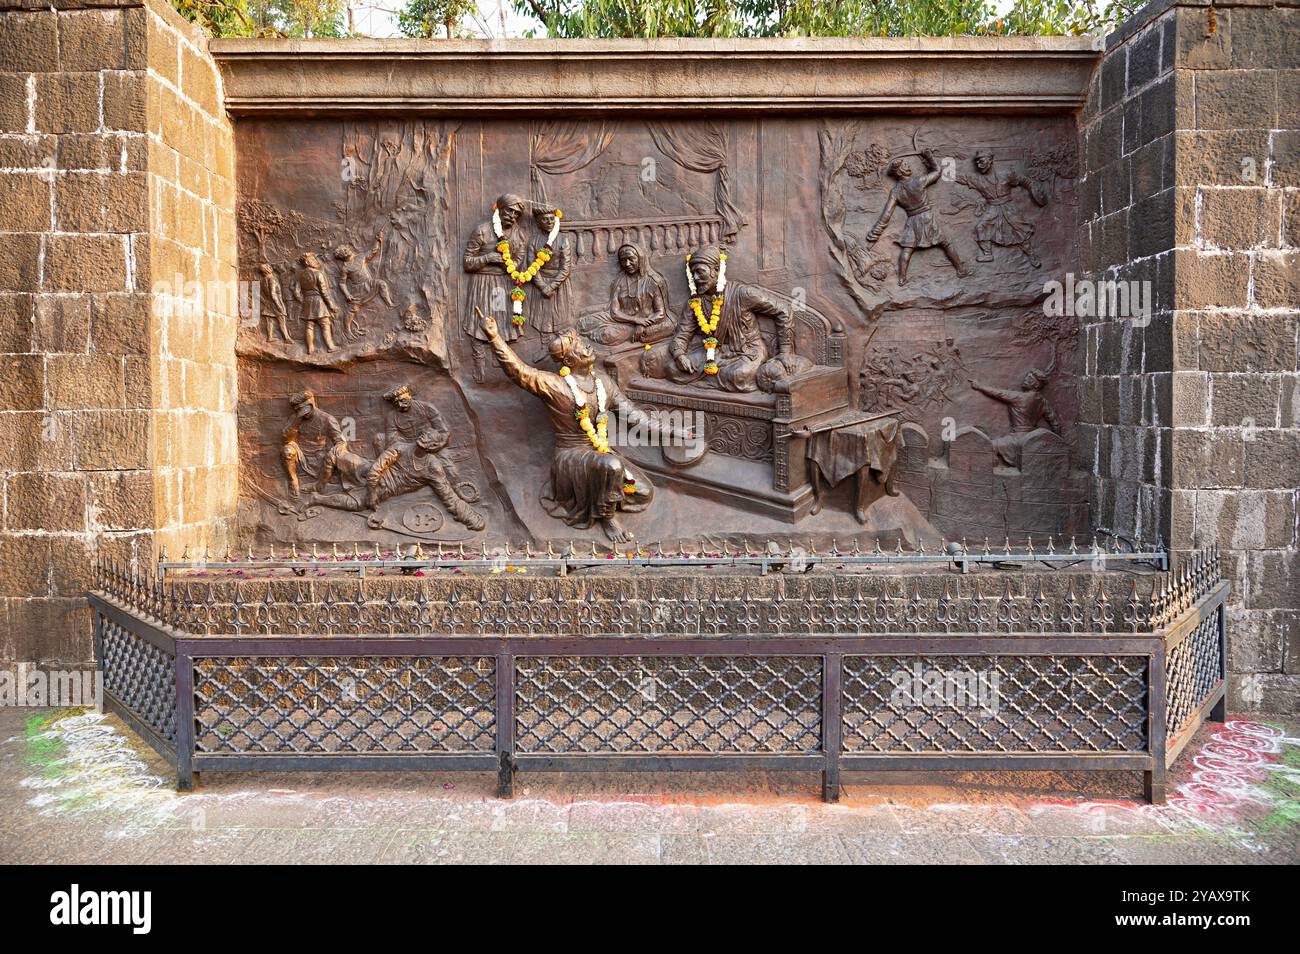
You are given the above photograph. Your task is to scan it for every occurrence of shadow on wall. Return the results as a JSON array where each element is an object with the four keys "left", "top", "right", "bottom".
[{"left": 893, "top": 423, "right": 1090, "bottom": 542}]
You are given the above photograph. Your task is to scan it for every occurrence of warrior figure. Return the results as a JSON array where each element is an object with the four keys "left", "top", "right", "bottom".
[
  {"left": 311, "top": 426, "right": 486, "bottom": 531},
  {"left": 258, "top": 263, "right": 288, "bottom": 342},
  {"left": 969, "top": 368, "right": 1062, "bottom": 469},
  {"left": 867, "top": 149, "right": 970, "bottom": 286},
  {"left": 957, "top": 149, "right": 1048, "bottom": 267},
  {"left": 334, "top": 231, "right": 395, "bottom": 338},
  {"left": 292, "top": 252, "right": 338, "bottom": 354},
  {"left": 281, "top": 390, "right": 346, "bottom": 499}
]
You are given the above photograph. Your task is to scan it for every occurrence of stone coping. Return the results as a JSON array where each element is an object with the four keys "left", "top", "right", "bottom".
[{"left": 210, "top": 36, "right": 1100, "bottom": 116}]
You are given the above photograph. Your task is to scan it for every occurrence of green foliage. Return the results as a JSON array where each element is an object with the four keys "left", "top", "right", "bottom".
[
  {"left": 171, "top": 0, "right": 351, "bottom": 38},
  {"left": 397, "top": 0, "right": 479, "bottom": 38},
  {"left": 510, "top": 0, "right": 1137, "bottom": 38}
]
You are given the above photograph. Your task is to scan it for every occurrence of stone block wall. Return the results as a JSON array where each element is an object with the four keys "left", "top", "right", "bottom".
[
  {"left": 0, "top": 0, "right": 237, "bottom": 667},
  {"left": 1082, "top": 0, "right": 1299, "bottom": 712}
]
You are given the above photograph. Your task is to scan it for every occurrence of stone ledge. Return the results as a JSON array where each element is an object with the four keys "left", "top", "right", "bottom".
[{"left": 210, "top": 36, "right": 1099, "bottom": 116}]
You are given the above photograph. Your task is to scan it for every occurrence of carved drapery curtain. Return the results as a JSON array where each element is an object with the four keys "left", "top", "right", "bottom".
[
  {"left": 530, "top": 122, "right": 615, "bottom": 205},
  {"left": 647, "top": 122, "right": 744, "bottom": 243}
]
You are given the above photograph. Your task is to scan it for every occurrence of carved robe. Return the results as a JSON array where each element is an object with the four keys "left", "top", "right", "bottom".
[
  {"left": 528, "top": 233, "right": 574, "bottom": 335},
  {"left": 463, "top": 221, "right": 525, "bottom": 343}
]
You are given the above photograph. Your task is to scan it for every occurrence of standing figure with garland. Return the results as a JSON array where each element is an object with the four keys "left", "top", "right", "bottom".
[
  {"left": 640, "top": 244, "right": 808, "bottom": 394},
  {"left": 479, "top": 309, "right": 691, "bottom": 544},
  {"left": 526, "top": 206, "right": 574, "bottom": 346},
  {"left": 462, "top": 194, "right": 528, "bottom": 383}
]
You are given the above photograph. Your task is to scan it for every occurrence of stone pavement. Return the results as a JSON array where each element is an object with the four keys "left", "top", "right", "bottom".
[{"left": 1, "top": 707, "right": 1296, "bottom": 865}]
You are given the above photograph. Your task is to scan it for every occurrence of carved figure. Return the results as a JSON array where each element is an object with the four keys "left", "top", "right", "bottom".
[
  {"left": 292, "top": 252, "right": 339, "bottom": 354},
  {"left": 527, "top": 207, "right": 574, "bottom": 335},
  {"left": 969, "top": 369, "right": 1061, "bottom": 469},
  {"left": 310, "top": 426, "right": 486, "bottom": 531},
  {"left": 334, "top": 231, "right": 395, "bottom": 338},
  {"left": 577, "top": 242, "right": 674, "bottom": 346},
  {"left": 257, "top": 263, "right": 288, "bottom": 342},
  {"left": 281, "top": 390, "right": 346, "bottom": 500},
  {"left": 640, "top": 245, "right": 808, "bottom": 394},
  {"left": 957, "top": 150, "right": 1048, "bottom": 267},
  {"left": 867, "top": 149, "right": 970, "bottom": 286},
  {"left": 481, "top": 311, "right": 690, "bottom": 543},
  {"left": 366, "top": 384, "right": 450, "bottom": 490},
  {"left": 463, "top": 194, "right": 527, "bottom": 382}
]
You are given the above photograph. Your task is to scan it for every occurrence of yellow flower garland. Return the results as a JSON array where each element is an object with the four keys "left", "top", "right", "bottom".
[
  {"left": 559, "top": 365, "right": 610, "bottom": 454},
  {"left": 496, "top": 207, "right": 562, "bottom": 328},
  {"left": 686, "top": 250, "right": 726, "bottom": 375}
]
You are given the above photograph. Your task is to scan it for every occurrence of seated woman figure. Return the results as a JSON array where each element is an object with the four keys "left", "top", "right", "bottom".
[{"left": 578, "top": 242, "right": 675, "bottom": 347}]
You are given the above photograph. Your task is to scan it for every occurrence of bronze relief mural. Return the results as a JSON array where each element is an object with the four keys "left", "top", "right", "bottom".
[{"left": 235, "top": 115, "right": 1086, "bottom": 549}]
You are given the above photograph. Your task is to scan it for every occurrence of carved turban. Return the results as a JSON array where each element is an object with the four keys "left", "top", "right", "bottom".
[
  {"left": 383, "top": 384, "right": 412, "bottom": 403},
  {"left": 689, "top": 244, "right": 724, "bottom": 270},
  {"left": 495, "top": 193, "right": 526, "bottom": 213},
  {"left": 548, "top": 330, "right": 586, "bottom": 367},
  {"left": 289, "top": 390, "right": 315, "bottom": 409},
  {"left": 1023, "top": 369, "right": 1049, "bottom": 390}
]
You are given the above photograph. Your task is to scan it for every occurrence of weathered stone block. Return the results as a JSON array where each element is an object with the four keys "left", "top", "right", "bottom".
[
  {"left": 89, "top": 292, "right": 151, "bottom": 356},
  {"left": 48, "top": 352, "right": 125, "bottom": 410},
  {"left": 43, "top": 234, "right": 128, "bottom": 292},
  {"left": 58, "top": 8, "right": 128, "bottom": 72},
  {"left": 1197, "top": 489, "right": 1296, "bottom": 550},
  {"left": 1174, "top": 129, "right": 1270, "bottom": 187},
  {"left": 4, "top": 471, "right": 86, "bottom": 531},
  {"left": 0, "top": 410, "right": 73, "bottom": 471},
  {"left": 1127, "top": 24, "right": 1164, "bottom": 93},
  {"left": 1229, "top": 7, "right": 1299, "bottom": 71},
  {"left": 71, "top": 408, "right": 150, "bottom": 470},
  {"left": 1194, "top": 69, "right": 1278, "bottom": 130},
  {"left": 0, "top": 535, "right": 52, "bottom": 599},
  {"left": 1244, "top": 430, "right": 1300, "bottom": 490},
  {"left": 33, "top": 293, "right": 90, "bottom": 353},
  {"left": 1173, "top": 249, "right": 1250, "bottom": 309},
  {"left": 88, "top": 469, "right": 153, "bottom": 530},
  {"left": 1253, "top": 252, "right": 1300, "bottom": 309},
  {"left": 1175, "top": 5, "right": 1231, "bottom": 70},
  {"left": 102, "top": 71, "right": 148, "bottom": 132},
  {"left": 34, "top": 73, "right": 99, "bottom": 134},
  {"left": 0, "top": 173, "right": 52, "bottom": 232},
  {"left": 1172, "top": 429, "right": 1244, "bottom": 487},
  {"left": 55, "top": 172, "right": 148, "bottom": 233},
  {"left": 1196, "top": 311, "right": 1297, "bottom": 372},
  {"left": 0, "top": 354, "right": 43, "bottom": 411},
  {"left": 1199, "top": 187, "right": 1281, "bottom": 249},
  {"left": 0, "top": 9, "right": 57, "bottom": 72}
]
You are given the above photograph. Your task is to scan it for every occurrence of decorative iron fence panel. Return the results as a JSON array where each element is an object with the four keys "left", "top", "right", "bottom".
[
  {"left": 192, "top": 656, "right": 496, "bottom": 754},
  {"left": 514, "top": 655, "right": 823, "bottom": 754},
  {"left": 100, "top": 616, "right": 177, "bottom": 748},
  {"left": 1164, "top": 609, "right": 1226, "bottom": 765},
  {"left": 841, "top": 654, "right": 1148, "bottom": 754}
]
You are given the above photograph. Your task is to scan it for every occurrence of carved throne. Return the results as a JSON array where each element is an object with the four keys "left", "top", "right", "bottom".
[{"left": 620, "top": 291, "right": 851, "bottom": 522}]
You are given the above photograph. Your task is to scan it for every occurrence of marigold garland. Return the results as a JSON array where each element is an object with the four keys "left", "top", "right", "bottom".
[
  {"left": 686, "top": 251, "right": 727, "bottom": 375},
  {"left": 495, "top": 205, "right": 562, "bottom": 328},
  {"left": 559, "top": 365, "right": 610, "bottom": 454}
]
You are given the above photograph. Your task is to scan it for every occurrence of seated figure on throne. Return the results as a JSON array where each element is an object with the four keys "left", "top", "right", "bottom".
[
  {"left": 480, "top": 309, "right": 691, "bottom": 543},
  {"left": 577, "top": 242, "right": 675, "bottom": 347},
  {"left": 639, "top": 245, "right": 811, "bottom": 394}
]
